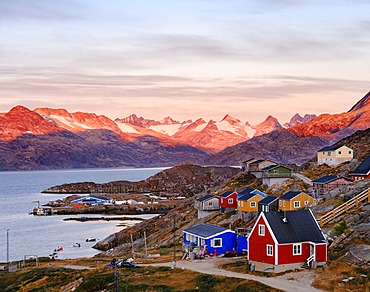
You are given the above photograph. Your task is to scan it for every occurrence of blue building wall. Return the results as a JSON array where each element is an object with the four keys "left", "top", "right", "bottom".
[
  {"left": 183, "top": 231, "right": 237, "bottom": 255},
  {"left": 71, "top": 196, "right": 108, "bottom": 205},
  {"left": 237, "top": 235, "right": 248, "bottom": 254}
]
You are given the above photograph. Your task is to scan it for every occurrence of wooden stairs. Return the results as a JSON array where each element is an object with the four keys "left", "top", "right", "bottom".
[{"left": 318, "top": 187, "right": 370, "bottom": 227}]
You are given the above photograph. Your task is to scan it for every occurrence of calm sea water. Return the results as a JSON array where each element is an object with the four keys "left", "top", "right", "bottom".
[{"left": 0, "top": 167, "right": 166, "bottom": 262}]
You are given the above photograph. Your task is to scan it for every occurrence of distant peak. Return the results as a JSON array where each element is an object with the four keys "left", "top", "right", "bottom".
[{"left": 221, "top": 114, "right": 241, "bottom": 125}]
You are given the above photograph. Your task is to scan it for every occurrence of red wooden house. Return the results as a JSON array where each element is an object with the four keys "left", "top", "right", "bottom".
[
  {"left": 350, "top": 156, "right": 370, "bottom": 181},
  {"left": 248, "top": 209, "right": 327, "bottom": 273},
  {"left": 218, "top": 191, "right": 238, "bottom": 211}
]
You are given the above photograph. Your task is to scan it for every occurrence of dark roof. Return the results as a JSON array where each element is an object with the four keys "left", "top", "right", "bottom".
[
  {"left": 261, "top": 164, "right": 291, "bottom": 172},
  {"left": 280, "top": 191, "right": 302, "bottom": 200},
  {"left": 259, "top": 196, "right": 278, "bottom": 205},
  {"left": 183, "top": 223, "right": 230, "bottom": 238},
  {"left": 196, "top": 195, "right": 215, "bottom": 202},
  {"left": 238, "top": 187, "right": 254, "bottom": 197},
  {"left": 352, "top": 156, "right": 370, "bottom": 175},
  {"left": 263, "top": 210, "right": 326, "bottom": 244},
  {"left": 219, "top": 191, "right": 235, "bottom": 198},
  {"left": 249, "top": 159, "right": 265, "bottom": 165},
  {"left": 312, "top": 175, "right": 338, "bottom": 184},
  {"left": 318, "top": 145, "right": 346, "bottom": 152},
  {"left": 239, "top": 193, "right": 260, "bottom": 201},
  {"left": 243, "top": 158, "right": 257, "bottom": 163}
]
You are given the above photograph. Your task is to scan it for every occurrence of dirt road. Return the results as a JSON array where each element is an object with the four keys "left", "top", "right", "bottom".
[{"left": 143, "top": 257, "right": 323, "bottom": 292}]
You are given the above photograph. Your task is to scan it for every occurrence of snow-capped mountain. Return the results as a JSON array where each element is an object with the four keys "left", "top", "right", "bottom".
[
  {"left": 253, "top": 115, "right": 282, "bottom": 137},
  {"left": 170, "top": 115, "right": 255, "bottom": 153}
]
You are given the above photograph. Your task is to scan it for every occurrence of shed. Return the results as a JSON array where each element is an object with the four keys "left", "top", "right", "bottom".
[{"left": 258, "top": 196, "right": 279, "bottom": 214}]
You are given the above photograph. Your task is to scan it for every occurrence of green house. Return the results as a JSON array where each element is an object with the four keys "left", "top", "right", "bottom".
[{"left": 261, "top": 165, "right": 292, "bottom": 187}]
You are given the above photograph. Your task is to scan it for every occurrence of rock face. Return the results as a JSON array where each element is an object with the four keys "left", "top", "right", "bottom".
[
  {"left": 288, "top": 91, "right": 370, "bottom": 141},
  {"left": 204, "top": 129, "right": 329, "bottom": 166},
  {"left": 0, "top": 131, "right": 208, "bottom": 171},
  {"left": 43, "top": 164, "right": 241, "bottom": 197},
  {"left": 0, "top": 106, "right": 63, "bottom": 140}
]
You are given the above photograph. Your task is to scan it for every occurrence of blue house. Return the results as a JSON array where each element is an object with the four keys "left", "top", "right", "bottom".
[
  {"left": 71, "top": 196, "right": 110, "bottom": 206},
  {"left": 183, "top": 223, "right": 237, "bottom": 255}
]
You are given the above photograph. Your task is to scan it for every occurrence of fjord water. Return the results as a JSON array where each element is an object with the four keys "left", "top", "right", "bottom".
[{"left": 0, "top": 167, "right": 165, "bottom": 262}]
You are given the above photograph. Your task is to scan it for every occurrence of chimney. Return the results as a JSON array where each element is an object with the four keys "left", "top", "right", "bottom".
[{"left": 282, "top": 210, "right": 288, "bottom": 223}]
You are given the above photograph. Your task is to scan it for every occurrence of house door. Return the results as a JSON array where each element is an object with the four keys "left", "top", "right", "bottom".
[
  {"left": 310, "top": 244, "right": 314, "bottom": 256},
  {"left": 308, "top": 243, "right": 315, "bottom": 267}
]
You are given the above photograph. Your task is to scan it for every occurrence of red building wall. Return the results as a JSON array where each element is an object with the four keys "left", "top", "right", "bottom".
[
  {"left": 219, "top": 192, "right": 238, "bottom": 208},
  {"left": 277, "top": 243, "right": 310, "bottom": 264},
  {"left": 248, "top": 216, "right": 275, "bottom": 265}
]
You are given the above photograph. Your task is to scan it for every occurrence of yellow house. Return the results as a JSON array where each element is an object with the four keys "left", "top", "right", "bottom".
[
  {"left": 278, "top": 191, "right": 314, "bottom": 211},
  {"left": 317, "top": 145, "right": 353, "bottom": 166},
  {"left": 238, "top": 193, "right": 264, "bottom": 213}
]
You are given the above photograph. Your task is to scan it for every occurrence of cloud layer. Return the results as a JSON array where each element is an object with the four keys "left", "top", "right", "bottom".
[{"left": 1, "top": 0, "right": 369, "bottom": 124}]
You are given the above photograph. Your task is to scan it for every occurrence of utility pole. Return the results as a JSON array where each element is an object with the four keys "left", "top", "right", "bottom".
[
  {"left": 114, "top": 260, "right": 119, "bottom": 292},
  {"left": 172, "top": 216, "right": 176, "bottom": 269},
  {"left": 6, "top": 229, "right": 10, "bottom": 272}
]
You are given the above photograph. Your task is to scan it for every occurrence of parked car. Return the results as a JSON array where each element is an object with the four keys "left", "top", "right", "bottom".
[{"left": 120, "top": 261, "right": 138, "bottom": 268}]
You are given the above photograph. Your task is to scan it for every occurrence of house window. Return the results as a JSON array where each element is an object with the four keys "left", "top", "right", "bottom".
[
  {"left": 258, "top": 224, "right": 265, "bottom": 236},
  {"left": 279, "top": 201, "right": 282, "bottom": 206},
  {"left": 283, "top": 201, "right": 286, "bottom": 207},
  {"left": 201, "top": 239, "right": 205, "bottom": 245},
  {"left": 349, "top": 151, "right": 352, "bottom": 154},
  {"left": 228, "top": 198, "right": 233, "bottom": 204},
  {"left": 186, "top": 233, "right": 189, "bottom": 241},
  {"left": 250, "top": 201, "right": 256, "bottom": 208},
  {"left": 273, "top": 170, "right": 279, "bottom": 174},
  {"left": 328, "top": 152, "right": 331, "bottom": 156},
  {"left": 212, "top": 238, "right": 222, "bottom": 247},
  {"left": 294, "top": 201, "right": 300, "bottom": 208},
  {"left": 267, "top": 244, "right": 273, "bottom": 256},
  {"left": 304, "top": 201, "right": 309, "bottom": 205},
  {"left": 293, "top": 244, "right": 302, "bottom": 255},
  {"left": 338, "top": 151, "right": 342, "bottom": 154}
]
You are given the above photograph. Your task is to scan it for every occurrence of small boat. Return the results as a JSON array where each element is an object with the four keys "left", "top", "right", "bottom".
[
  {"left": 73, "top": 243, "right": 81, "bottom": 247},
  {"left": 86, "top": 237, "right": 96, "bottom": 242},
  {"left": 54, "top": 246, "right": 64, "bottom": 252}
]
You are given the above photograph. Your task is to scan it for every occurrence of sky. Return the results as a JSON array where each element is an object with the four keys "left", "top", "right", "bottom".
[{"left": 0, "top": 0, "right": 369, "bottom": 125}]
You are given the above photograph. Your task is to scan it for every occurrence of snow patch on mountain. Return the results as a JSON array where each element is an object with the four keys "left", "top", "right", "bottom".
[
  {"left": 50, "top": 115, "right": 92, "bottom": 130},
  {"left": 116, "top": 122, "right": 141, "bottom": 134}
]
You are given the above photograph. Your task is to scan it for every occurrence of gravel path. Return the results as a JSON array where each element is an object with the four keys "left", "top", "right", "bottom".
[{"left": 142, "top": 257, "right": 323, "bottom": 292}]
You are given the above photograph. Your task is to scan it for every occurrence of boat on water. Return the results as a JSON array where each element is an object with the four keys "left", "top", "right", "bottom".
[
  {"left": 73, "top": 243, "right": 81, "bottom": 247},
  {"left": 86, "top": 237, "right": 97, "bottom": 242}
]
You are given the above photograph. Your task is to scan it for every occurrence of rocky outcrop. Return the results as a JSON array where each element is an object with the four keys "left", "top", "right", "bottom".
[{"left": 43, "top": 165, "right": 242, "bottom": 197}]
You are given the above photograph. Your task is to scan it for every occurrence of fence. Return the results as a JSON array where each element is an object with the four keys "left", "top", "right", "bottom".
[{"left": 318, "top": 187, "right": 370, "bottom": 227}]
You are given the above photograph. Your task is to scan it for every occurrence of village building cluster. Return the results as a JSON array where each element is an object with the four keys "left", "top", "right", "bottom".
[{"left": 184, "top": 147, "right": 370, "bottom": 273}]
